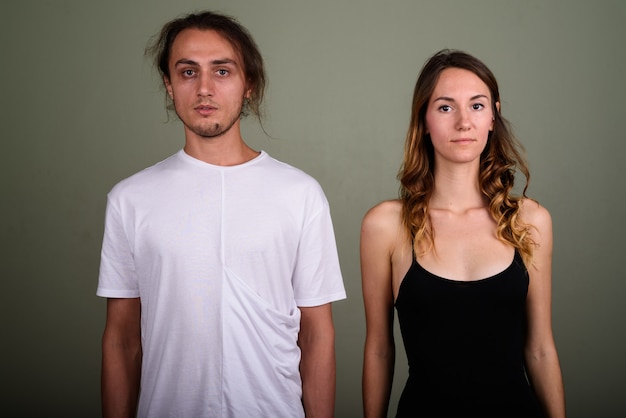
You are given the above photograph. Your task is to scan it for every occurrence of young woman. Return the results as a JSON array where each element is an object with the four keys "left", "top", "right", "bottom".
[{"left": 361, "top": 50, "right": 565, "bottom": 417}]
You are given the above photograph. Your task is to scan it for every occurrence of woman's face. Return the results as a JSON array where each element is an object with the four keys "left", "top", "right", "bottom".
[{"left": 425, "top": 67, "right": 497, "bottom": 167}]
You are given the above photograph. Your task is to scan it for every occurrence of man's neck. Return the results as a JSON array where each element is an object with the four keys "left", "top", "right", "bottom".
[{"left": 183, "top": 129, "right": 259, "bottom": 166}]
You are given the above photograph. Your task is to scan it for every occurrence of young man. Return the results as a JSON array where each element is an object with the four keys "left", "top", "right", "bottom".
[{"left": 97, "top": 11, "right": 345, "bottom": 418}]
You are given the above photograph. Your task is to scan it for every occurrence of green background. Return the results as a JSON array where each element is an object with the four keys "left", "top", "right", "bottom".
[{"left": 2, "top": 1, "right": 625, "bottom": 416}]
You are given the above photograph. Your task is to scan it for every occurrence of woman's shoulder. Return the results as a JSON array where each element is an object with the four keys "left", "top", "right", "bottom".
[
  {"left": 519, "top": 198, "right": 552, "bottom": 235},
  {"left": 363, "top": 199, "right": 403, "bottom": 224},
  {"left": 361, "top": 199, "right": 404, "bottom": 237},
  {"left": 361, "top": 200, "right": 410, "bottom": 265}
]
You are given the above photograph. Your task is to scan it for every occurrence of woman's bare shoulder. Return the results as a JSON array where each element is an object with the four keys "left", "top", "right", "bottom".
[
  {"left": 362, "top": 199, "right": 403, "bottom": 231},
  {"left": 520, "top": 198, "right": 552, "bottom": 227},
  {"left": 361, "top": 200, "right": 403, "bottom": 241},
  {"left": 520, "top": 198, "right": 553, "bottom": 246}
]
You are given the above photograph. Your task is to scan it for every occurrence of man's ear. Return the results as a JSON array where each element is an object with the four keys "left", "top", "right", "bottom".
[{"left": 164, "top": 76, "right": 173, "bottom": 99}]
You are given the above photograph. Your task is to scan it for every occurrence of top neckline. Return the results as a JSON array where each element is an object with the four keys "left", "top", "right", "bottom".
[
  {"left": 177, "top": 149, "right": 266, "bottom": 169},
  {"left": 411, "top": 251, "right": 520, "bottom": 285}
]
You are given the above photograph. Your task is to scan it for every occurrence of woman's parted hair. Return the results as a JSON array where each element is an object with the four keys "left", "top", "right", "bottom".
[
  {"left": 145, "top": 10, "right": 266, "bottom": 120},
  {"left": 399, "top": 49, "right": 536, "bottom": 265}
]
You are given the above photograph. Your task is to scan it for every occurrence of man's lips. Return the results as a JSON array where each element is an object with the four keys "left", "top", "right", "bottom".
[{"left": 195, "top": 104, "right": 217, "bottom": 115}]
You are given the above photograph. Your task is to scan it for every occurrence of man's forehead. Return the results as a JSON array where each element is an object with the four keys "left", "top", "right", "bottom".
[{"left": 170, "top": 28, "right": 242, "bottom": 63}]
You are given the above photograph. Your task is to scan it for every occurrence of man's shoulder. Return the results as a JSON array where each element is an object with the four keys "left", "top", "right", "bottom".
[
  {"left": 108, "top": 152, "right": 181, "bottom": 197},
  {"left": 251, "top": 154, "right": 330, "bottom": 210},
  {"left": 259, "top": 153, "right": 321, "bottom": 187}
]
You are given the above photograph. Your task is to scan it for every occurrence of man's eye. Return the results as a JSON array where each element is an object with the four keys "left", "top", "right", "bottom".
[
  {"left": 183, "top": 69, "right": 195, "bottom": 76},
  {"left": 217, "top": 69, "right": 229, "bottom": 76}
]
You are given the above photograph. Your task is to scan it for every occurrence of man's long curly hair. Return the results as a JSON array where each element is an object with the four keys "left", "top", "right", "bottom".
[{"left": 399, "top": 49, "right": 536, "bottom": 266}]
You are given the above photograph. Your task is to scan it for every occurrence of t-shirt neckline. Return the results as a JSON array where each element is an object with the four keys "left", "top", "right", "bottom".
[{"left": 177, "top": 149, "right": 267, "bottom": 170}]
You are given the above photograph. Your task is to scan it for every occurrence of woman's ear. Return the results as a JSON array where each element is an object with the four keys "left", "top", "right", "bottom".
[{"left": 490, "top": 101, "right": 501, "bottom": 131}]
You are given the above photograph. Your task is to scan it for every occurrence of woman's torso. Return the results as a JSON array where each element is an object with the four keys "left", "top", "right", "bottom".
[
  {"left": 390, "top": 200, "right": 543, "bottom": 417},
  {"left": 394, "top": 250, "right": 543, "bottom": 417}
]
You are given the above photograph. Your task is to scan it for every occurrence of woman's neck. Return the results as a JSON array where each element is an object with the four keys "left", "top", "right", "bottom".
[{"left": 430, "top": 162, "right": 486, "bottom": 212}]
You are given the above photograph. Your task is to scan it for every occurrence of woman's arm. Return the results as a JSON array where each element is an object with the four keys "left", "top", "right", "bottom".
[
  {"left": 101, "top": 297, "right": 142, "bottom": 418},
  {"left": 522, "top": 200, "right": 566, "bottom": 418},
  {"left": 361, "top": 202, "right": 400, "bottom": 418}
]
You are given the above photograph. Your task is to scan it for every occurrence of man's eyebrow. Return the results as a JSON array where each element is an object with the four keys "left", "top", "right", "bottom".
[
  {"left": 174, "top": 58, "right": 238, "bottom": 66},
  {"left": 211, "top": 58, "right": 238, "bottom": 66},
  {"left": 174, "top": 59, "right": 199, "bottom": 67}
]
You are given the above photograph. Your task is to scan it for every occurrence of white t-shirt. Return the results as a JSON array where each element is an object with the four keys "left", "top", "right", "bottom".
[{"left": 97, "top": 150, "right": 346, "bottom": 417}]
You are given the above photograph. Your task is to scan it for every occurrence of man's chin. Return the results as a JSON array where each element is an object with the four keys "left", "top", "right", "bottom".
[
  {"left": 190, "top": 119, "right": 239, "bottom": 139},
  {"left": 188, "top": 123, "right": 226, "bottom": 139}
]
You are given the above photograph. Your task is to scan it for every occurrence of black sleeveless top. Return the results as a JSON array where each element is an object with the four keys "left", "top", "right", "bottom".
[{"left": 394, "top": 251, "right": 544, "bottom": 417}]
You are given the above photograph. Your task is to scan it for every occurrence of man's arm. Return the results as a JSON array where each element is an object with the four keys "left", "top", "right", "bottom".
[
  {"left": 101, "top": 297, "right": 142, "bottom": 418},
  {"left": 298, "top": 303, "right": 336, "bottom": 418}
]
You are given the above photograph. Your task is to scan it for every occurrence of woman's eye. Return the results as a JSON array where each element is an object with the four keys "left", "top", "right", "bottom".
[
  {"left": 439, "top": 105, "right": 451, "bottom": 112},
  {"left": 472, "top": 103, "right": 484, "bottom": 110}
]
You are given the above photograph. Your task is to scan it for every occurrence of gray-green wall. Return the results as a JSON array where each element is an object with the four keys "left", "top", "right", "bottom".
[{"left": 3, "top": 1, "right": 625, "bottom": 416}]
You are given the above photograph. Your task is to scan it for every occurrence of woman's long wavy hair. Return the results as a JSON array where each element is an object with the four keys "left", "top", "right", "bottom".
[{"left": 399, "top": 49, "right": 536, "bottom": 266}]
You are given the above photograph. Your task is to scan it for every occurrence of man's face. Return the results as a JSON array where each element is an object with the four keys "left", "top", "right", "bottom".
[{"left": 164, "top": 29, "right": 249, "bottom": 140}]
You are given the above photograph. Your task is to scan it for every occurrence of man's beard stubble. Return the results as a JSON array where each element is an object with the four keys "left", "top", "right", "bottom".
[{"left": 176, "top": 101, "right": 243, "bottom": 139}]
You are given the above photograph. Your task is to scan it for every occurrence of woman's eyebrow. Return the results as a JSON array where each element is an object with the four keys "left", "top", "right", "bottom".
[{"left": 432, "top": 94, "right": 489, "bottom": 102}]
